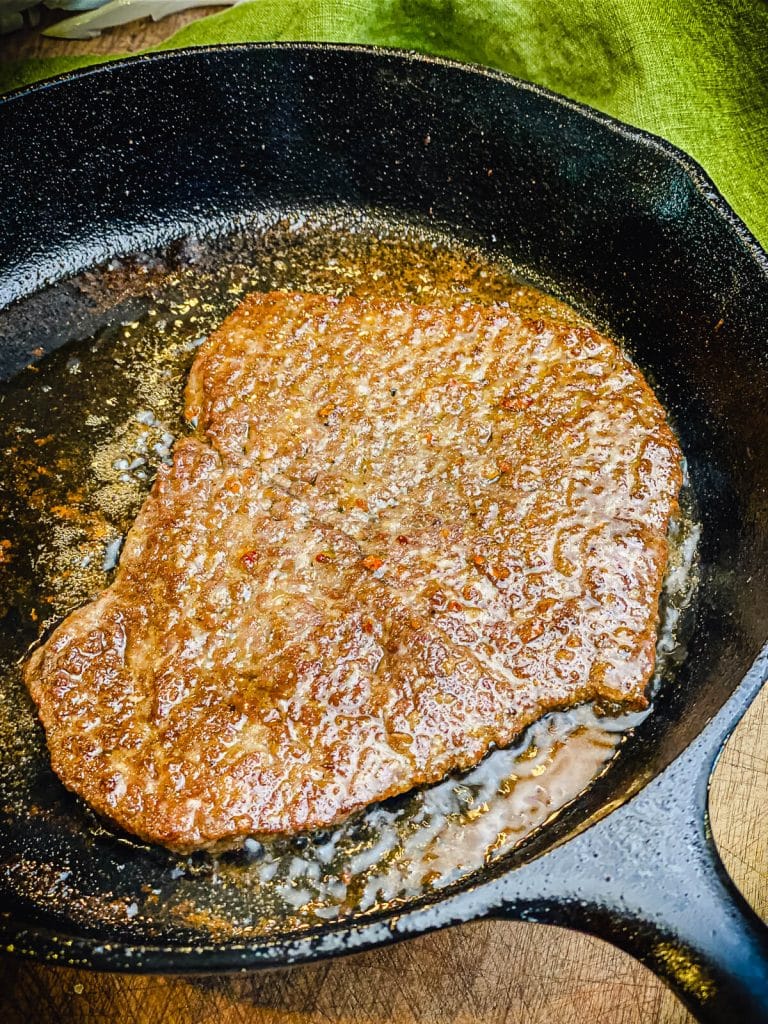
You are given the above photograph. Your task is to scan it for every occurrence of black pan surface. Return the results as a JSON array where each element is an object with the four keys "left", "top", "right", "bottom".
[{"left": 0, "top": 45, "right": 767, "bottom": 1024}]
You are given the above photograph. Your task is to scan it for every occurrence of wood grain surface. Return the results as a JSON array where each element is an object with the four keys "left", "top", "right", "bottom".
[{"left": 1, "top": 12, "right": 766, "bottom": 1023}]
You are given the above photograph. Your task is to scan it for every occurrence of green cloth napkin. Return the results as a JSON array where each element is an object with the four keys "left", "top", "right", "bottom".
[{"left": 1, "top": 1, "right": 767, "bottom": 247}]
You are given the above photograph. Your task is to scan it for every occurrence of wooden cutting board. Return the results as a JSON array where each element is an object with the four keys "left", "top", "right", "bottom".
[{"left": 1, "top": 13, "right": 766, "bottom": 1022}]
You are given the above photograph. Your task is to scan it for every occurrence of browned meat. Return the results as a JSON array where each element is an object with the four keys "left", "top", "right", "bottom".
[{"left": 25, "top": 292, "right": 682, "bottom": 851}]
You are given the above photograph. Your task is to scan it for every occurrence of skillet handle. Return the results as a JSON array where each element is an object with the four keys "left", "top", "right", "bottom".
[{"left": 492, "top": 683, "right": 768, "bottom": 1024}]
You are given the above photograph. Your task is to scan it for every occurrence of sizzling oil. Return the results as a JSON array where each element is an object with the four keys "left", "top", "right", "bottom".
[{"left": 0, "top": 212, "right": 698, "bottom": 944}]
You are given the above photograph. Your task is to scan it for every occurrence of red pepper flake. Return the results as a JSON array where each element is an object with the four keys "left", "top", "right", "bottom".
[
  {"left": 362, "top": 618, "right": 374, "bottom": 634},
  {"left": 472, "top": 554, "right": 486, "bottom": 566},
  {"left": 424, "top": 432, "right": 433, "bottom": 445},
  {"left": 500, "top": 395, "right": 532, "bottom": 411},
  {"left": 361, "top": 555, "right": 384, "bottom": 572},
  {"left": 396, "top": 535, "right": 409, "bottom": 545},
  {"left": 240, "top": 550, "right": 259, "bottom": 572},
  {"left": 315, "top": 552, "right": 334, "bottom": 564},
  {"left": 354, "top": 498, "right": 369, "bottom": 511},
  {"left": 447, "top": 600, "right": 462, "bottom": 612},
  {"left": 499, "top": 460, "right": 513, "bottom": 474}
]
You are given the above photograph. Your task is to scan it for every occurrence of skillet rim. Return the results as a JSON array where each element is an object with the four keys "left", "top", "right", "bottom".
[
  {"left": 2, "top": 41, "right": 767, "bottom": 277},
  {"left": 0, "top": 41, "right": 767, "bottom": 973}
]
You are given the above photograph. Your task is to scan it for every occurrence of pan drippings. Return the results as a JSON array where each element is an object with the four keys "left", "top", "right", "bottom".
[{"left": 0, "top": 211, "right": 699, "bottom": 944}]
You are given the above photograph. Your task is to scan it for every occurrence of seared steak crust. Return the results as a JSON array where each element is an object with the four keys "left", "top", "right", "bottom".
[{"left": 26, "top": 292, "right": 682, "bottom": 850}]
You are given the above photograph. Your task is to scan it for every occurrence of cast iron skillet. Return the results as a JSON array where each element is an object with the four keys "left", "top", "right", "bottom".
[{"left": 0, "top": 44, "right": 767, "bottom": 1024}]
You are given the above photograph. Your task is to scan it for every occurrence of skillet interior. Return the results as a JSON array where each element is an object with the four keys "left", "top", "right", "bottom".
[
  {"left": 0, "top": 45, "right": 767, "bottom": 967},
  {"left": 0, "top": 209, "right": 700, "bottom": 948}
]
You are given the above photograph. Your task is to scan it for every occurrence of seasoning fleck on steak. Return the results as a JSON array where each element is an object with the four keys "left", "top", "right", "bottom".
[{"left": 25, "top": 292, "right": 682, "bottom": 851}]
